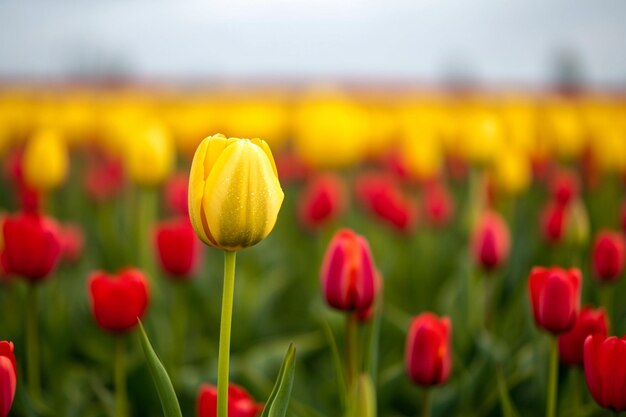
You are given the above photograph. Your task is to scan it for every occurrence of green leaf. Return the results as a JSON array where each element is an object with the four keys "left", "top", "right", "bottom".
[
  {"left": 260, "top": 343, "right": 297, "bottom": 417},
  {"left": 321, "top": 320, "right": 347, "bottom": 409},
  {"left": 137, "top": 321, "right": 183, "bottom": 417},
  {"left": 497, "top": 366, "right": 519, "bottom": 417},
  {"left": 354, "top": 373, "right": 377, "bottom": 417}
]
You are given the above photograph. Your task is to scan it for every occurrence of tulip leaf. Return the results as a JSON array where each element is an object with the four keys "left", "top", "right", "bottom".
[
  {"left": 354, "top": 373, "right": 377, "bottom": 417},
  {"left": 260, "top": 343, "right": 297, "bottom": 417},
  {"left": 496, "top": 366, "right": 519, "bottom": 417},
  {"left": 137, "top": 321, "right": 183, "bottom": 417}
]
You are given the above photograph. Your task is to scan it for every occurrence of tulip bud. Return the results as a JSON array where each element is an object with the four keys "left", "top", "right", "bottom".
[
  {"left": 154, "top": 218, "right": 199, "bottom": 279},
  {"left": 88, "top": 269, "right": 150, "bottom": 333},
  {"left": 423, "top": 181, "right": 454, "bottom": 228},
  {"left": 0, "top": 340, "right": 17, "bottom": 417},
  {"left": 584, "top": 334, "right": 626, "bottom": 412},
  {"left": 549, "top": 169, "right": 579, "bottom": 206},
  {"left": 405, "top": 313, "right": 452, "bottom": 386},
  {"left": 356, "top": 270, "right": 383, "bottom": 322},
  {"left": 22, "top": 129, "right": 69, "bottom": 192},
  {"left": 188, "top": 134, "right": 284, "bottom": 251},
  {"left": 564, "top": 198, "right": 589, "bottom": 248},
  {"left": 528, "top": 267, "right": 581, "bottom": 334},
  {"left": 540, "top": 201, "right": 567, "bottom": 243},
  {"left": 592, "top": 230, "right": 625, "bottom": 282},
  {"left": 164, "top": 173, "right": 189, "bottom": 216},
  {"left": 471, "top": 211, "right": 510, "bottom": 271},
  {"left": 126, "top": 124, "right": 174, "bottom": 187},
  {"left": 197, "top": 383, "right": 263, "bottom": 417},
  {"left": 1, "top": 213, "right": 61, "bottom": 282},
  {"left": 321, "top": 229, "right": 376, "bottom": 311},
  {"left": 297, "top": 173, "right": 346, "bottom": 230},
  {"left": 558, "top": 307, "right": 608, "bottom": 366}
]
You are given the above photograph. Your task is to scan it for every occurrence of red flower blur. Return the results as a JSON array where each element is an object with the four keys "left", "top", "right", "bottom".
[
  {"left": 528, "top": 267, "right": 581, "bottom": 334},
  {"left": 2, "top": 213, "right": 61, "bottom": 282},
  {"left": 88, "top": 269, "right": 150, "bottom": 333},
  {"left": 549, "top": 169, "right": 579, "bottom": 206},
  {"left": 558, "top": 307, "right": 608, "bottom": 366},
  {"left": 540, "top": 201, "right": 567, "bottom": 243},
  {"left": 60, "top": 223, "right": 84, "bottom": 264},
  {"left": 423, "top": 181, "right": 454, "bottom": 228},
  {"left": 355, "top": 172, "right": 418, "bottom": 233},
  {"left": 0, "top": 341, "right": 17, "bottom": 417},
  {"left": 5, "top": 148, "right": 40, "bottom": 213},
  {"left": 84, "top": 154, "right": 124, "bottom": 203},
  {"left": 471, "top": 211, "right": 510, "bottom": 271},
  {"left": 154, "top": 218, "right": 200, "bottom": 279},
  {"left": 297, "top": 173, "right": 346, "bottom": 230},
  {"left": 321, "top": 229, "right": 376, "bottom": 312},
  {"left": 592, "top": 230, "right": 625, "bottom": 282},
  {"left": 405, "top": 313, "right": 452, "bottom": 386},
  {"left": 197, "top": 383, "right": 263, "bottom": 417},
  {"left": 584, "top": 334, "right": 626, "bottom": 412},
  {"left": 164, "top": 173, "right": 189, "bottom": 216}
]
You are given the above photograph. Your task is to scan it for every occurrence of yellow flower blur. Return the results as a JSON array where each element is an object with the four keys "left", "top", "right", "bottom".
[
  {"left": 188, "top": 134, "right": 284, "bottom": 251},
  {"left": 23, "top": 129, "right": 69, "bottom": 191},
  {"left": 492, "top": 150, "right": 531, "bottom": 195},
  {"left": 126, "top": 124, "right": 174, "bottom": 187}
]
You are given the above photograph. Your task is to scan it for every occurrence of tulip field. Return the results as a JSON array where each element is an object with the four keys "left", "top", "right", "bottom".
[{"left": 1, "top": 88, "right": 626, "bottom": 417}]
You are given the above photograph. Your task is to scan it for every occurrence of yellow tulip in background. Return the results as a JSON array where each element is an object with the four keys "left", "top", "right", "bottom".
[
  {"left": 188, "top": 134, "right": 284, "bottom": 251},
  {"left": 492, "top": 150, "right": 531, "bottom": 195},
  {"left": 126, "top": 124, "right": 174, "bottom": 187},
  {"left": 23, "top": 129, "right": 69, "bottom": 191}
]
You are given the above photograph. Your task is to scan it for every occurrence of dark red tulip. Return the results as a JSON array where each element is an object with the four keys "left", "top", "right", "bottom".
[
  {"left": 84, "top": 155, "right": 124, "bottom": 203},
  {"left": 540, "top": 201, "right": 567, "bottom": 243},
  {"left": 584, "top": 334, "right": 626, "bottom": 412},
  {"left": 423, "top": 181, "right": 454, "bottom": 227},
  {"left": 2, "top": 213, "right": 61, "bottom": 282},
  {"left": 549, "top": 169, "right": 579, "bottom": 206},
  {"left": 355, "top": 173, "right": 417, "bottom": 233},
  {"left": 165, "top": 173, "right": 189, "bottom": 216},
  {"left": 154, "top": 218, "right": 200, "bottom": 279},
  {"left": 592, "top": 230, "right": 625, "bottom": 282},
  {"left": 197, "top": 383, "right": 263, "bottom": 417},
  {"left": 297, "top": 174, "right": 345, "bottom": 230},
  {"left": 321, "top": 229, "right": 376, "bottom": 312},
  {"left": 405, "top": 313, "right": 452, "bottom": 386},
  {"left": 60, "top": 223, "right": 84, "bottom": 264},
  {"left": 0, "top": 341, "right": 17, "bottom": 417},
  {"left": 88, "top": 269, "right": 149, "bottom": 333},
  {"left": 558, "top": 307, "right": 608, "bottom": 366},
  {"left": 356, "top": 270, "right": 383, "bottom": 322},
  {"left": 471, "top": 211, "right": 510, "bottom": 271},
  {"left": 528, "top": 267, "right": 581, "bottom": 334}
]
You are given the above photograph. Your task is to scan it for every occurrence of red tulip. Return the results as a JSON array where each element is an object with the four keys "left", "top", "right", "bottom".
[
  {"left": 528, "top": 267, "right": 581, "bottom": 334},
  {"left": 275, "top": 152, "right": 310, "bottom": 184},
  {"left": 471, "top": 211, "right": 510, "bottom": 271},
  {"left": 197, "top": 383, "right": 263, "bottom": 417},
  {"left": 540, "top": 201, "right": 567, "bottom": 243},
  {"left": 321, "top": 229, "right": 376, "bottom": 312},
  {"left": 165, "top": 173, "right": 189, "bottom": 216},
  {"left": 84, "top": 155, "right": 124, "bottom": 203},
  {"left": 356, "top": 270, "right": 383, "bottom": 322},
  {"left": 558, "top": 307, "right": 608, "bottom": 366},
  {"left": 6, "top": 149, "right": 41, "bottom": 213},
  {"left": 60, "top": 223, "right": 84, "bottom": 264},
  {"left": 549, "top": 169, "right": 579, "bottom": 206},
  {"left": 154, "top": 218, "right": 200, "bottom": 279},
  {"left": 297, "top": 174, "right": 346, "bottom": 230},
  {"left": 584, "top": 334, "right": 626, "bottom": 412},
  {"left": 405, "top": 313, "right": 452, "bottom": 386},
  {"left": 355, "top": 173, "right": 418, "bottom": 233},
  {"left": 0, "top": 341, "right": 17, "bottom": 417},
  {"left": 592, "top": 230, "right": 625, "bottom": 282},
  {"left": 423, "top": 181, "right": 454, "bottom": 227},
  {"left": 2, "top": 213, "right": 61, "bottom": 282},
  {"left": 88, "top": 269, "right": 149, "bottom": 333}
]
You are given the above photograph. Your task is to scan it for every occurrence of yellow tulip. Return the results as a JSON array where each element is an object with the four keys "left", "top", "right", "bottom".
[
  {"left": 461, "top": 110, "right": 504, "bottom": 166},
  {"left": 23, "top": 129, "right": 68, "bottom": 191},
  {"left": 126, "top": 124, "right": 174, "bottom": 186},
  {"left": 492, "top": 150, "right": 531, "bottom": 195},
  {"left": 188, "top": 134, "right": 284, "bottom": 251}
]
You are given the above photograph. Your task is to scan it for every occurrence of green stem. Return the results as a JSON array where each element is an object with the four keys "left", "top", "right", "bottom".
[
  {"left": 170, "top": 281, "right": 187, "bottom": 384},
  {"left": 115, "top": 336, "right": 127, "bottom": 417},
  {"left": 346, "top": 312, "right": 359, "bottom": 390},
  {"left": 26, "top": 284, "right": 41, "bottom": 402},
  {"left": 546, "top": 337, "right": 558, "bottom": 417},
  {"left": 217, "top": 251, "right": 237, "bottom": 417},
  {"left": 136, "top": 187, "right": 158, "bottom": 275},
  {"left": 421, "top": 388, "right": 431, "bottom": 417}
]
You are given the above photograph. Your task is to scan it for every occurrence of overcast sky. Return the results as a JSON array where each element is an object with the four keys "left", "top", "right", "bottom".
[{"left": 1, "top": 0, "right": 625, "bottom": 87}]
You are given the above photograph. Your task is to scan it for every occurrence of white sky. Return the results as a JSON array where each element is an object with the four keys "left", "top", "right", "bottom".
[{"left": 0, "top": 0, "right": 625, "bottom": 86}]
